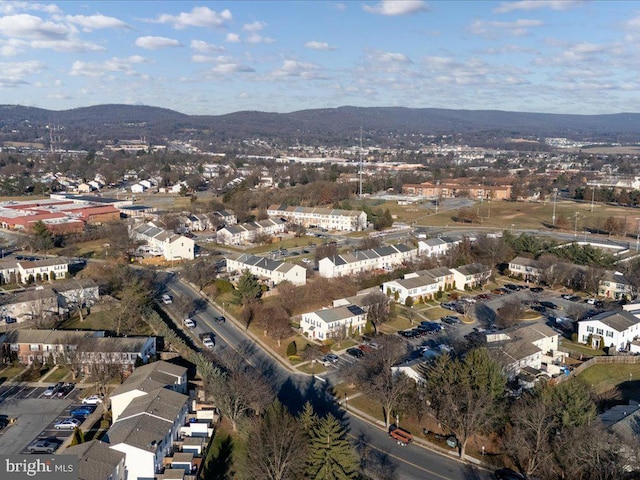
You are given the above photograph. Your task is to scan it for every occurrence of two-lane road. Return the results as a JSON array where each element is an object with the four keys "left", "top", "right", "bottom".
[{"left": 165, "top": 276, "right": 491, "bottom": 480}]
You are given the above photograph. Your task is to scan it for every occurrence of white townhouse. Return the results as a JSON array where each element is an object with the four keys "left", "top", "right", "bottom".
[
  {"left": 0, "top": 257, "right": 69, "bottom": 284},
  {"left": 414, "top": 266, "right": 456, "bottom": 291},
  {"left": 211, "top": 209, "right": 237, "bottom": 226},
  {"left": 131, "top": 222, "right": 195, "bottom": 261},
  {"left": 225, "top": 253, "right": 307, "bottom": 286},
  {"left": 383, "top": 274, "right": 440, "bottom": 304},
  {"left": 508, "top": 256, "right": 543, "bottom": 283},
  {"left": 418, "top": 237, "right": 458, "bottom": 258},
  {"left": 267, "top": 204, "right": 367, "bottom": 232},
  {"left": 301, "top": 304, "right": 367, "bottom": 341},
  {"left": 578, "top": 311, "right": 640, "bottom": 351},
  {"left": 66, "top": 440, "right": 126, "bottom": 480},
  {"left": 599, "top": 271, "right": 637, "bottom": 300},
  {"left": 178, "top": 213, "right": 212, "bottom": 233},
  {"left": 216, "top": 218, "right": 286, "bottom": 245},
  {"left": 110, "top": 361, "right": 188, "bottom": 423},
  {"left": 318, "top": 244, "right": 418, "bottom": 279},
  {"left": 451, "top": 263, "right": 492, "bottom": 290},
  {"left": 105, "top": 387, "right": 190, "bottom": 480},
  {"left": 487, "top": 322, "right": 564, "bottom": 378}
]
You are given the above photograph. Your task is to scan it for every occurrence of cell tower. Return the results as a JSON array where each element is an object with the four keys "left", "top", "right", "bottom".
[{"left": 359, "top": 127, "right": 363, "bottom": 198}]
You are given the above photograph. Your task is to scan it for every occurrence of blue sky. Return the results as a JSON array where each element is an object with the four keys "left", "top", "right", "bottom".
[{"left": 0, "top": 0, "right": 638, "bottom": 115}]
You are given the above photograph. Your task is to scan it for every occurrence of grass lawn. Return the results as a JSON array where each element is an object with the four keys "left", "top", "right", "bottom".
[
  {"left": 44, "top": 366, "right": 70, "bottom": 382},
  {"left": 577, "top": 363, "right": 640, "bottom": 399},
  {"left": 247, "top": 235, "right": 318, "bottom": 254},
  {"left": 59, "top": 310, "right": 152, "bottom": 335},
  {"left": 0, "top": 364, "right": 26, "bottom": 383},
  {"left": 297, "top": 362, "right": 327, "bottom": 375},
  {"left": 561, "top": 339, "right": 606, "bottom": 357},
  {"left": 202, "top": 419, "right": 246, "bottom": 479}
]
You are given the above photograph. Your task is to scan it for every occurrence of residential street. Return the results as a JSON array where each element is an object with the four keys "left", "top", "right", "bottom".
[{"left": 165, "top": 275, "right": 492, "bottom": 480}]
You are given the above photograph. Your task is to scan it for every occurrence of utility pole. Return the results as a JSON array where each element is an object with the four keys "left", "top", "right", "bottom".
[
  {"left": 358, "top": 127, "right": 363, "bottom": 199},
  {"left": 552, "top": 188, "right": 558, "bottom": 226},
  {"left": 591, "top": 185, "right": 596, "bottom": 212},
  {"left": 574, "top": 212, "right": 579, "bottom": 239},
  {"left": 636, "top": 218, "right": 640, "bottom": 252}
]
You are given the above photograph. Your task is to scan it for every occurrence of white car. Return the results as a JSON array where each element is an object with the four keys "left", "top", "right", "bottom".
[
  {"left": 161, "top": 294, "right": 172, "bottom": 304},
  {"left": 319, "top": 354, "right": 339, "bottom": 366},
  {"left": 302, "top": 258, "right": 311, "bottom": 264},
  {"left": 81, "top": 395, "right": 103, "bottom": 405},
  {"left": 183, "top": 318, "right": 196, "bottom": 328},
  {"left": 202, "top": 337, "right": 214, "bottom": 349},
  {"left": 54, "top": 418, "right": 82, "bottom": 430}
]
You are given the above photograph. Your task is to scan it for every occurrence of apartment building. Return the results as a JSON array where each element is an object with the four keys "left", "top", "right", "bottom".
[
  {"left": 300, "top": 304, "right": 366, "bottom": 341},
  {"left": 318, "top": 244, "right": 418, "bottom": 279},
  {"left": 225, "top": 252, "right": 307, "bottom": 286},
  {"left": 216, "top": 218, "right": 286, "bottom": 245},
  {"left": 131, "top": 222, "right": 195, "bottom": 261},
  {"left": 267, "top": 204, "right": 367, "bottom": 232}
]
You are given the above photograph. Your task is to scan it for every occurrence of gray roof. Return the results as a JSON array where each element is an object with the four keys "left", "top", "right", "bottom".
[
  {"left": 581, "top": 311, "right": 640, "bottom": 333},
  {"left": 453, "top": 263, "right": 491, "bottom": 276},
  {"left": 325, "top": 244, "right": 415, "bottom": 267},
  {"left": 509, "top": 256, "right": 540, "bottom": 268},
  {"left": 111, "top": 360, "right": 186, "bottom": 397},
  {"left": 312, "top": 304, "right": 365, "bottom": 324},
  {"left": 225, "top": 253, "right": 301, "bottom": 275},
  {"left": 393, "top": 275, "right": 438, "bottom": 289},
  {"left": 4, "top": 329, "right": 102, "bottom": 345},
  {"left": 65, "top": 440, "right": 124, "bottom": 480}
]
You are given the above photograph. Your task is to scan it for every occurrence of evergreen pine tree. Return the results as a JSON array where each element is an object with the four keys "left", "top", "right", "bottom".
[
  {"left": 299, "top": 401, "right": 318, "bottom": 436},
  {"left": 306, "top": 414, "right": 359, "bottom": 480}
]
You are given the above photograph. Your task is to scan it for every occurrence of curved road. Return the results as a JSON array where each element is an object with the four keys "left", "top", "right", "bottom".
[{"left": 165, "top": 276, "right": 491, "bottom": 480}]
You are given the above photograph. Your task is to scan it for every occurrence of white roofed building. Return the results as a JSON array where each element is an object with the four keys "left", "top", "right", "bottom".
[
  {"left": 225, "top": 252, "right": 306, "bottom": 286},
  {"left": 318, "top": 244, "right": 417, "bottom": 279},
  {"left": 267, "top": 204, "right": 367, "bottom": 232},
  {"left": 301, "top": 304, "right": 367, "bottom": 341}
]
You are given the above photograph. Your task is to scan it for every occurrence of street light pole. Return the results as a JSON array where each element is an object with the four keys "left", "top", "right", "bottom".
[
  {"left": 591, "top": 186, "right": 595, "bottom": 212},
  {"left": 481, "top": 176, "right": 485, "bottom": 205},
  {"left": 636, "top": 218, "right": 640, "bottom": 252},
  {"left": 574, "top": 212, "right": 579, "bottom": 239},
  {"left": 552, "top": 188, "right": 558, "bottom": 226}
]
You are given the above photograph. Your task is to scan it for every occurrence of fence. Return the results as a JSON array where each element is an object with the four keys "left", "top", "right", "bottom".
[{"left": 568, "top": 354, "right": 640, "bottom": 379}]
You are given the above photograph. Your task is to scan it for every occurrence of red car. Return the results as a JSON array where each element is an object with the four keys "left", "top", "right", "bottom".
[{"left": 477, "top": 294, "right": 491, "bottom": 300}]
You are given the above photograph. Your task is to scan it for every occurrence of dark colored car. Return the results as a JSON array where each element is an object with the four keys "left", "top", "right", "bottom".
[
  {"left": 441, "top": 316, "right": 461, "bottom": 325},
  {"left": 214, "top": 315, "right": 226, "bottom": 324},
  {"left": 504, "top": 284, "right": 520, "bottom": 291},
  {"left": 530, "top": 287, "right": 544, "bottom": 293},
  {"left": 441, "top": 302, "right": 457, "bottom": 310},
  {"left": 398, "top": 330, "right": 418, "bottom": 338},
  {"left": 540, "top": 301, "right": 558, "bottom": 310},
  {"left": 346, "top": 347, "right": 364, "bottom": 358},
  {"left": 477, "top": 294, "right": 491, "bottom": 300},
  {"left": 494, "top": 468, "right": 526, "bottom": 480},
  {"left": 56, "top": 383, "right": 74, "bottom": 398}
]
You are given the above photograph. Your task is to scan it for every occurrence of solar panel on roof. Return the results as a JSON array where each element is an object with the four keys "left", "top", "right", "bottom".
[{"left": 347, "top": 305, "right": 365, "bottom": 316}]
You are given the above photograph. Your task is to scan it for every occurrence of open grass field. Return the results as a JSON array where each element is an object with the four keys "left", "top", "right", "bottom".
[{"left": 577, "top": 363, "right": 640, "bottom": 400}]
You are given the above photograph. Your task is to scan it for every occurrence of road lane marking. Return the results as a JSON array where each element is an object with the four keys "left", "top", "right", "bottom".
[{"left": 347, "top": 432, "right": 461, "bottom": 480}]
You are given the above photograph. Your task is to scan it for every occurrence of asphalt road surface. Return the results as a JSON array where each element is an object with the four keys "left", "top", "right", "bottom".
[{"left": 163, "top": 274, "right": 492, "bottom": 480}]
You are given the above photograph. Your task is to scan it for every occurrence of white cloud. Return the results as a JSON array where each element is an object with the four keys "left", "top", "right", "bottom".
[
  {"left": 192, "top": 54, "right": 215, "bottom": 63},
  {"left": 135, "top": 36, "right": 180, "bottom": 50},
  {"left": 376, "top": 52, "right": 411, "bottom": 63},
  {"left": 190, "top": 39, "right": 223, "bottom": 53},
  {"left": 246, "top": 33, "right": 274, "bottom": 44},
  {"left": 69, "top": 55, "right": 151, "bottom": 77},
  {"left": 0, "top": 14, "right": 71, "bottom": 40},
  {"left": 30, "top": 38, "right": 105, "bottom": 52},
  {"left": 0, "top": 2, "right": 61, "bottom": 15},
  {"left": 242, "top": 21, "right": 266, "bottom": 32},
  {"left": 470, "top": 18, "right": 542, "bottom": 37},
  {"left": 152, "top": 7, "right": 232, "bottom": 29},
  {"left": 226, "top": 33, "right": 240, "bottom": 43},
  {"left": 305, "top": 41, "right": 337, "bottom": 51},
  {"left": 271, "top": 59, "right": 322, "bottom": 79},
  {"left": 210, "top": 63, "right": 254, "bottom": 75},
  {"left": 363, "top": 0, "right": 428, "bottom": 16},
  {"left": 494, "top": 0, "right": 583, "bottom": 13},
  {"left": 0, "top": 60, "right": 44, "bottom": 87},
  {"left": 0, "top": 39, "right": 26, "bottom": 56},
  {"left": 65, "top": 14, "right": 129, "bottom": 32}
]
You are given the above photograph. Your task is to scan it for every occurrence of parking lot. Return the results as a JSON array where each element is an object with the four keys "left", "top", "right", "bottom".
[{"left": 0, "top": 383, "right": 96, "bottom": 454}]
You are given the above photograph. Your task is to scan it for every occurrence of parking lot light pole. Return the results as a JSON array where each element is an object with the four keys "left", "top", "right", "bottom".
[
  {"left": 552, "top": 188, "right": 558, "bottom": 226},
  {"left": 636, "top": 218, "right": 640, "bottom": 252}
]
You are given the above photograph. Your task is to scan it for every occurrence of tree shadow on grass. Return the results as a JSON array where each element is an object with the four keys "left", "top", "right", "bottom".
[{"left": 203, "top": 434, "right": 234, "bottom": 480}]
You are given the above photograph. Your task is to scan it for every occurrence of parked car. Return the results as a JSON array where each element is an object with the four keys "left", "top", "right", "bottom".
[
  {"left": 70, "top": 406, "right": 95, "bottom": 418},
  {"left": 530, "top": 287, "right": 544, "bottom": 293},
  {"left": 183, "top": 318, "right": 196, "bottom": 328},
  {"left": 441, "top": 316, "right": 461, "bottom": 325},
  {"left": 161, "top": 294, "right": 172, "bottom": 304},
  {"left": 27, "top": 439, "right": 60, "bottom": 454},
  {"left": 441, "top": 302, "right": 457, "bottom": 310},
  {"left": 540, "top": 301, "right": 558, "bottom": 310},
  {"left": 54, "top": 418, "right": 82, "bottom": 430},
  {"left": 477, "top": 293, "right": 491, "bottom": 300},
  {"left": 43, "top": 382, "right": 63, "bottom": 397},
  {"left": 561, "top": 294, "right": 573, "bottom": 300},
  {"left": 398, "top": 330, "right": 418, "bottom": 338},
  {"left": 492, "top": 288, "right": 507, "bottom": 295},
  {"left": 202, "top": 337, "right": 215, "bottom": 349},
  {"left": 504, "top": 284, "right": 520, "bottom": 291},
  {"left": 81, "top": 395, "right": 103, "bottom": 405},
  {"left": 56, "top": 383, "right": 74, "bottom": 398},
  {"left": 568, "top": 295, "right": 581, "bottom": 302},
  {"left": 319, "top": 354, "right": 339, "bottom": 366},
  {"left": 346, "top": 347, "right": 364, "bottom": 358}
]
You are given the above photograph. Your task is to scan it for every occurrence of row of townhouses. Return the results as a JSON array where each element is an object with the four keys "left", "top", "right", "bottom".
[
  {"left": 131, "top": 222, "right": 195, "bottom": 261},
  {"left": 577, "top": 304, "right": 640, "bottom": 352},
  {"left": 382, "top": 264, "right": 491, "bottom": 303},
  {"left": 508, "top": 256, "right": 637, "bottom": 300},
  {"left": 0, "top": 257, "right": 69, "bottom": 284},
  {"left": 216, "top": 218, "right": 286, "bottom": 245},
  {"left": 225, "top": 252, "right": 307, "bottom": 286},
  {"left": 177, "top": 210, "right": 236, "bottom": 232},
  {"left": 318, "top": 244, "right": 417, "bottom": 278},
  {"left": 266, "top": 204, "right": 367, "bottom": 232}
]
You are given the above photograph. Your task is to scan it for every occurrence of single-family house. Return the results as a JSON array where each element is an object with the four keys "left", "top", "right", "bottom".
[
  {"left": 382, "top": 274, "right": 440, "bottom": 304},
  {"left": 131, "top": 222, "right": 195, "bottom": 261},
  {"left": 508, "top": 256, "right": 543, "bottom": 283},
  {"left": 599, "top": 271, "right": 637, "bottom": 300},
  {"left": 418, "top": 238, "right": 458, "bottom": 258},
  {"left": 577, "top": 311, "right": 640, "bottom": 351},
  {"left": 301, "top": 304, "right": 366, "bottom": 341}
]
